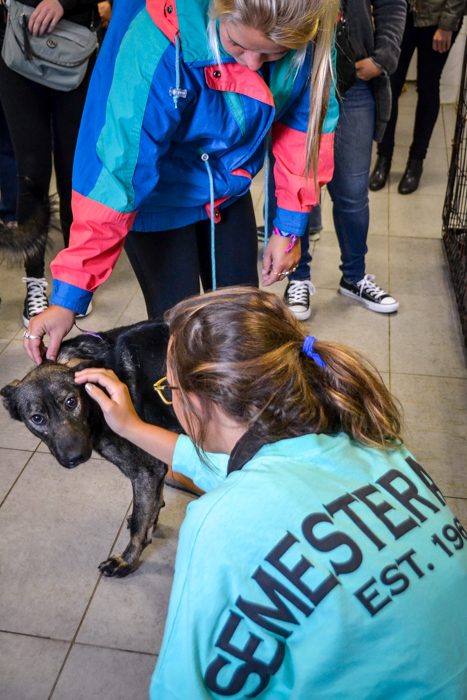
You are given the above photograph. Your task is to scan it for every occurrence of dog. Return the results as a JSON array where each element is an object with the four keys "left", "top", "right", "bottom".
[{"left": 1, "top": 320, "right": 182, "bottom": 577}]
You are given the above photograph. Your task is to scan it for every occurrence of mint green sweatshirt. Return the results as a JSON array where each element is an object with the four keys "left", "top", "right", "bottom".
[{"left": 150, "top": 433, "right": 467, "bottom": 699}]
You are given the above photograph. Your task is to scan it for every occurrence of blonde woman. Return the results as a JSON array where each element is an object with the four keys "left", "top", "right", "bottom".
[
  {"left": 24, "top": 0, "right": 339, "bottom": 365},
  {"left": 76, "top": 287, "right": 467, "bottom": 699}
]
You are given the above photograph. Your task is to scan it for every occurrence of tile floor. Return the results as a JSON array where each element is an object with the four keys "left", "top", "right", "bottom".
[{"left": 0, "top": 84, "right": 466, "bottom": 699}]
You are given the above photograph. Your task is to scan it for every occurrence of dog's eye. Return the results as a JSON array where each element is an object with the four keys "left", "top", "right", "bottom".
[
  {"left": 65, "top": 396, "right": 78, "bottom": 409},
  {"left": 31, "top": 414, "right": 46, "bottom": 425}
]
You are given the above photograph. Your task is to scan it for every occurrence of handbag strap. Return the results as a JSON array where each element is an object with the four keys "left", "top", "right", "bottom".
[{"left": 20, "top": 13, "right": 33, "bottom": 59}]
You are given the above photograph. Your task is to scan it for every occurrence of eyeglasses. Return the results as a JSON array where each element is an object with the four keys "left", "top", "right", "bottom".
[{"left": 153, "top": 376, "right": 179, "bottom": 405}]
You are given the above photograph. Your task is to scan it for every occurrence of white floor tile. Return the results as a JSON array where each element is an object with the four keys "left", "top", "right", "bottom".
[
  {"left": 0, "top": 632, "right": 69, "bottom": 700},
  {"left": 52, "top": 644, "right": 156, "bottom": 700}
]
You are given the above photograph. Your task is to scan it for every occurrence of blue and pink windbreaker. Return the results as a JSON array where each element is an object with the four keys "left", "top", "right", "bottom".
[{"left": 50, "top": 0, "right": 339, "bottom": 313}]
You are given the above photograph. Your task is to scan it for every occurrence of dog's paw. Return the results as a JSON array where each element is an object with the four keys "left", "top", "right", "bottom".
[{"left": 98, "top": 555, "right": 136, "bottom": 577}]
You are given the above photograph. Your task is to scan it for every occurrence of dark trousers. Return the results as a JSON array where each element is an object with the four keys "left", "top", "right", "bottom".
[
  {"left": 125, "top": 193, "right": 259, "bottom": 319},
  {"left": 378, "top": 12, "right": 458, "bottom": 161},
  {"left": 0, "top": 53, "right": 94, "bottom": 276},
  {"left": 0, "top": 102, "right": 17, "bottom": 222}
]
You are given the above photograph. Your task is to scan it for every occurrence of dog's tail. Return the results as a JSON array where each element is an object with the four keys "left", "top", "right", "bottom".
[
  {"left": 0, "top": 186, "right": 54, "bottom": 265},
  {"left": 0, "top": 218, "right": 50, "bottom": 264}
]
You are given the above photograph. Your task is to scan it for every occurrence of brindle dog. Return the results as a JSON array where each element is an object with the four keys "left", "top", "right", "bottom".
[{"left": 1, "top": 320, "right": 181, "bottom": 577}]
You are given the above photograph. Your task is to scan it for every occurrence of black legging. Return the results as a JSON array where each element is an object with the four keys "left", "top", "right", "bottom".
[
  {"left": 124, "top": 193, "right": 259, "bottom": 319},
  {"left": 378, "top": 12, "right": 459, "bottom": 161},
  {"left": 0, "top": 50, "right": 94, "bottom": 277}
]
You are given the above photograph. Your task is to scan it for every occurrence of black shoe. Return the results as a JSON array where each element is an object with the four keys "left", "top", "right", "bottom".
[
  {"left": 369, "top": 155, "right": 391, "bottom": 191},
  {"left": 339, "top": 275, "right": 399, "bottom": 314},
  {"left": 398, "top": 158, "right": 423, "bottom": 195},
  {"left": 284, "top": 280, "right": 315, "bottom": 321}
]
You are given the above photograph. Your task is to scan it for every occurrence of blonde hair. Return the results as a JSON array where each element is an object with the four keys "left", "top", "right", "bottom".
[
  {"left": 208, "top": 0, "right": 339, "bottom": 175},
  {"left": 166, "top": 287, "right": 403, "bottom": 451}
]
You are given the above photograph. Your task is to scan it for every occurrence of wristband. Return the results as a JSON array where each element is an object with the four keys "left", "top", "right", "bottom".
[{"left": 273, "top": 226, "right": 298, "bottom": 253}]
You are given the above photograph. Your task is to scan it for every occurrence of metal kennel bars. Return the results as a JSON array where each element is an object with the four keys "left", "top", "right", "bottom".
[{"left": 442, "top": 38, "right": 467, "bottom": 345}]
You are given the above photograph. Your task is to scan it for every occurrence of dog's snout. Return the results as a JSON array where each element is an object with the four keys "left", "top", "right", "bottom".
[
  {"left": 66, "top": 454, "right": 87, "bottom": 469},
  {"left": 54, "top": 434, "right": 92, "bottom": 468}
]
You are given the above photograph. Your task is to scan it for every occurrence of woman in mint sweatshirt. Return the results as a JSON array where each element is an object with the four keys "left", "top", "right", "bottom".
[{"left": 76, "top": 287, "right": 466, "bottom": 700}]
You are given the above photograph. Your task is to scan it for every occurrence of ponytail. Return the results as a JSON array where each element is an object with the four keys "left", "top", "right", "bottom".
[
  {"left": 300, "top": 338, "right": 402, "bottom": 449},
  {"left": 166, "top": 288, "right": 403, "bottom": 451}
]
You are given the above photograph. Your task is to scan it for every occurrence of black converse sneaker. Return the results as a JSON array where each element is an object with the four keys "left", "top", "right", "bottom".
[
  {"left": 339, "top": 274, "right": 399, "bottom": 313},
  {"left": 284, "top": 280, "right": 315, "bottom": 321},
  {"left": 22, "top": 276, "right": 49, "bottom": 327}
]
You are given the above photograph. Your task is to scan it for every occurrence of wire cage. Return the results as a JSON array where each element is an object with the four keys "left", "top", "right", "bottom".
[{"left": 442, "top": 39, "right": 467, "bottom": 345}]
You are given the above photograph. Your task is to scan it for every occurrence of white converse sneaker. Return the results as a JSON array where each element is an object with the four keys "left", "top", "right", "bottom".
[
  {"left": 22, "top": 277, "right": 49, "bottom": 327},
  {"left": 284, "top": 280, "right": 315, "bottom": 321},
  {"left": 339, "top": 274, "right": 399, "bottom": 313}
]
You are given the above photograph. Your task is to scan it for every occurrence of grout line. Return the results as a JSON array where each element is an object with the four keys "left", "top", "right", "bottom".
[
  {"left": 0, "top": 450, "right": 38, "bottom": 509},
  {"left": 47, "top": 501, "right": 134, "bottom": 699},
  {"left": 0, "top": 628, "right": 158, "bottom": 657},
  {"left": 389, "top": 370, "right": 467, "bottom": 380}
]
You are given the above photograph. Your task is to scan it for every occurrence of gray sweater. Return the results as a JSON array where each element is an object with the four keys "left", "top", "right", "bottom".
[{"left": 345, "top": 0, "right": 407, "bottom": 140}]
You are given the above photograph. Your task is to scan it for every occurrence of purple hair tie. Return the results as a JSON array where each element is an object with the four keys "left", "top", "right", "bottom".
[{"left": 302, "top": 336, "right": 326, "bottom": 368}]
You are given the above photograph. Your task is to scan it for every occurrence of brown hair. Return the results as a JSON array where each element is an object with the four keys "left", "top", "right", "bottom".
[
  {"left": 208, "top": 0, "right": 339, "bottom": 175},
  {"left": 165, "top": 287, "right": 403, "bottom": 451}
]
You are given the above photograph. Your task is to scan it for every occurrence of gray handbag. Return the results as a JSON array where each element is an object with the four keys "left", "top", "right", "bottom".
[{"left": 1, "top": 0, "right": 97, "bottom": 91}]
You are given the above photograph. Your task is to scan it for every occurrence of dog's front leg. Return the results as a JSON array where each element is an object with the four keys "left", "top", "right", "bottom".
[{"left": 99, "top": 463, "right": 166, "bottom": 577}]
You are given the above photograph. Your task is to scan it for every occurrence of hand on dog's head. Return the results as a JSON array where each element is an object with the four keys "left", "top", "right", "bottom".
[{"left": 1, "top": 359, "right": 98, "bottom": 469}]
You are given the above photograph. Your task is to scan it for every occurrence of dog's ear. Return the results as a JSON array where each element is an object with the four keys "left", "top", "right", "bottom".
[{"left": 0, "top": 380, "right": 21, "bottom": 420}]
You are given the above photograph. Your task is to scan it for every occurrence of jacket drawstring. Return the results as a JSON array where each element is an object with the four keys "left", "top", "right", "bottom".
[
  {"left": 263, "top": 134, "right": 271, "bottom": 252},
  {"left": 201, "top": 139, "right": 270, "bottom": 288},
  {"left": 201, "top": 152, "right": 217, "bottom": 290},
  {"left": 169, "top": 34, "right": 187, "bottom": 109}
]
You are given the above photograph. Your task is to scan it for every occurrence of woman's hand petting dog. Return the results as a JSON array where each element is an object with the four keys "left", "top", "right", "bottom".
[
  {"left": 75, "top": 367, "right": 179, "bottom": 468},
  {"left": 75, "top": 368, "right": 141, "bottom": 439}
]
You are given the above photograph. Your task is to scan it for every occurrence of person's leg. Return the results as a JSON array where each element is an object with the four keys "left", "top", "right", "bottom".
[
  {"left": 329, "top": 80, "right": 374, "bottom": 283},
  {"left": 378, "top": 13, "right": 417, "bottom": 158},
  {"left": 124, "top": 225, "right": 202, "bottom": 320},
  {"left": 0, "top": 58, "right": 52, "bottom": 323},
  {"left": 197, "top": 192, "right": 259, "bottom": 291},
  {"left": 329, "top": 80, "right": 398, "bottom": 313},
  {"left": 51, "top": 56, "right": 95, "bottom": 247},
  {"left": 411, "top": 26, "right": 457, "bottom": 160},
  {"left": 398, "top": 25, "right": 459, "bottom": 194},
  {"left": 370, "top": 13, "right": 417, "bottom": 191},
  {"left": 283, "top": 229, "right": 315, "bottom": 320},
  {"left": 308, "top": 203, "right": 322, "bottom": 241},
  {"left": 0, "top": 64, "right": 52, "bottom": 245},
  {"left": 0, "top": 102, "right": 17, "bottom": 223}
]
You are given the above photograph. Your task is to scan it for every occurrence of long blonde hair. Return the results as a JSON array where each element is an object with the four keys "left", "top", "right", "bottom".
[
  {"left": 166, "top": 287, "right": 403, "bottom": 451},
  {"left": 209, "top": 0, "right": 339, "bottom": 175}
]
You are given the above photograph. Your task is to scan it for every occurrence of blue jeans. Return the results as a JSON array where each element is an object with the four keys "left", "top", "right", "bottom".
[
  {"left": 288, "top": 79, "right": 375, "bottom": 283},
  {"left": 0, "top": 103, "right": 17, "bottom": 223}
]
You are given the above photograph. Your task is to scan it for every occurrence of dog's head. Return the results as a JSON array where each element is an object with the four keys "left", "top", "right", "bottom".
[{"left": 1, "top": 361, "right": 95, "bottom": 469}]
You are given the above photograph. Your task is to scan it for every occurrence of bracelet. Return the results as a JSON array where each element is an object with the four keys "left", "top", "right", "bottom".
[{"left": 273, "top": 227, "right": 298, "bottom": 253}]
